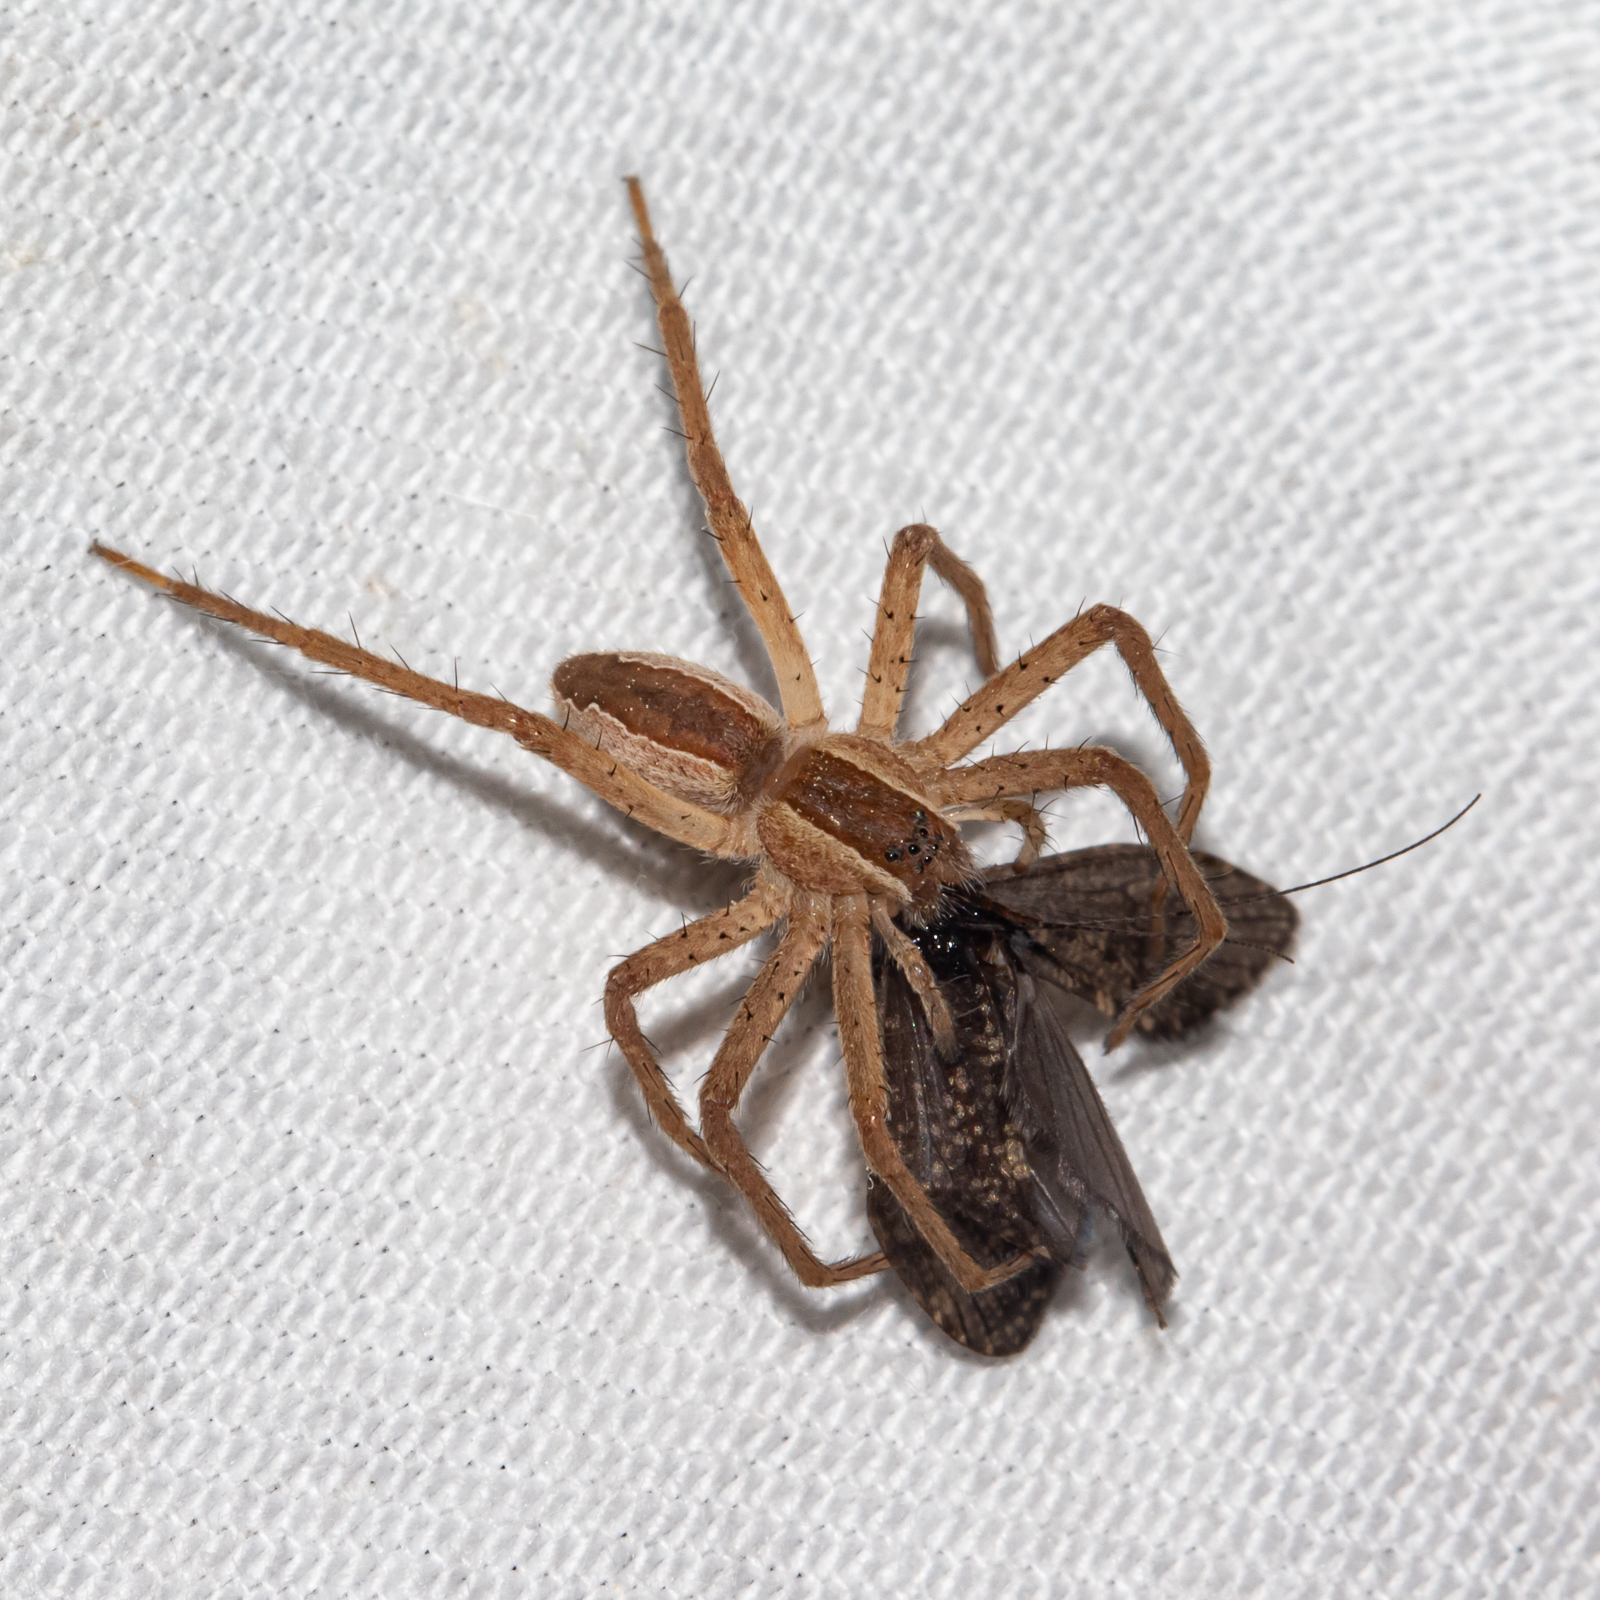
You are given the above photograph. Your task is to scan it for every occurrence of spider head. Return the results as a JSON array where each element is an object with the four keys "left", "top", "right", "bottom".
[{"left": 756, "top": 738, "right": 977, "bottom": 913}]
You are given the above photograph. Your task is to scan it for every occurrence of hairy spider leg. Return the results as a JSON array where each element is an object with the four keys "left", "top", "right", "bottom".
[
  {"left": 940, "top": 747, "right": 1228, "bottom": 1047},
  {"left": 696, "top": 891, "right": 888, "bottom": 1286},
  {"left": 629, "top": 183, "right": 1039, "bottom": 1293},
  {"left": 869, "top": 902, "right": 956, "bottom": 1053},
  {"left": 89, "top": 545, "right": 738, "bottom": 857},
  {"left": 627, "top": 177, "right": 827, "bottom": 734},
  {"left": 602, "top": 876, "right": 787, "bottom": 1173},
  {"left": 857, "top": 522, "right": 1000, "bottom": 741},
  {"left": 833, "top": 896, "right": 1037, "bottom": 1295},
  {"left": 909, "top": 603, "right": 1213, "bottom": 847},
  {"left": 860, "top": 523, "right": 1049, "bottom": 865},
  {"left": 942, "top": 799, "right": 1050, "bottom": 868}
]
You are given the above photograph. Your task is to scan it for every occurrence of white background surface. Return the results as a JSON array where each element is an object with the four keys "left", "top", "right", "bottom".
[{"left": 4, "top": 3, "right": 1597, "bottom": 1596}]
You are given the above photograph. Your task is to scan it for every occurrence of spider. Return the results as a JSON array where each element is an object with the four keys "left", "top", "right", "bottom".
[{"left": 93, "top": 179, "right": 1226, "bottom": 1298}]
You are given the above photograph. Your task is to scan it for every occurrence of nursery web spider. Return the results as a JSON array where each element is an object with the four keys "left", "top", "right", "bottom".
[{"left": 93, "top": 179, "right": 1226, "bottom": 1297}]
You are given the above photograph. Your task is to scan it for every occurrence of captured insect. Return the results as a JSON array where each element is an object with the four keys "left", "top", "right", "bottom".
[
  {"left": 871, "top": 797, "right": 1477, "bottom": 1355},
  {"left": 94, "top": 178, "right": 1234, "bottom": 1305},
  {"left": 873, "top": 845, "right": 1297, "bottom": 1357}
]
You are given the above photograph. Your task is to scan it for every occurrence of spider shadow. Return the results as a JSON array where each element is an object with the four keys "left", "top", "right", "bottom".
[{"left": 1104, "top": 1015, "right": 1240, "bottom": 1084}]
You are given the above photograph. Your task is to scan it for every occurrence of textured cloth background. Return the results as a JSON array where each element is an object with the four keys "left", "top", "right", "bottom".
[{"left": 4, "top": 3, "right": 1597, "bottom": 1596}]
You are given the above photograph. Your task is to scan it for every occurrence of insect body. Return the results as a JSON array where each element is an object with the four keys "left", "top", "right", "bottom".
[
  {"left": 94, "top": 180, "right": 1229, "bottom": 1309},
  {"left": 874, "top": 847, "right": 1298, "bottom": 1356}
]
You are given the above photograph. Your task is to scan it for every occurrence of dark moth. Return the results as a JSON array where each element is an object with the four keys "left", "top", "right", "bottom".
[{"left": 870, "top": 844, "right": 1298, "bottom": 1356}]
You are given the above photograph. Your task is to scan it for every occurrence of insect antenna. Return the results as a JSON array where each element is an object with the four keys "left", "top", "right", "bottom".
[{"left": 1272, "top": 793, "right": 1480, "bottom": 898}]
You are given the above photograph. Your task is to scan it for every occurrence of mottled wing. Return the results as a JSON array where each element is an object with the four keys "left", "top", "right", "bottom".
[
  {"left": 871, "top": 924, "right": 1062, "bottom": 1357},
  {"left": 980, "top": 844, "right": 1298, "bottom": 1039},
  {"left": 1004, "top": 969, "right": 1176, "bottom": 1318},
  {"left": 871, "top": 846, "right": 1291, "bottom": 1350}
]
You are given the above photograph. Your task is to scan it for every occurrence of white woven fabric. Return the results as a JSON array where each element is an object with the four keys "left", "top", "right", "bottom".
[{"left": 5, "top": 2, "right": 1596, "bottom": 1595}]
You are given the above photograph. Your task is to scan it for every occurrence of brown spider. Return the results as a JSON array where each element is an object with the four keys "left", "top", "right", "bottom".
[{"left": 93, "top": 179, "right": 1225, "bottom": 1297}]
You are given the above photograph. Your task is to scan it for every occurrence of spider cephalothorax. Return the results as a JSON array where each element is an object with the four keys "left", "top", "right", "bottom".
[{"left": 93, "top": 179, "right": 1226, "bottom": 1301}]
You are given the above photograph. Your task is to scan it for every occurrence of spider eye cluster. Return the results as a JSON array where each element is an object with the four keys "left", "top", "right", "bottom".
[{"left": 885, "top": 809, "right": 945, "bottom": 873}]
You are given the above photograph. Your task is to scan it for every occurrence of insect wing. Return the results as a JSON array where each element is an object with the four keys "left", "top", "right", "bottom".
[
  {"left": 871, "top": 923, "right": 1061, "bottom": 1356},
  {"left": 1004, "top": 968, "right": 1176, "bottom": 1319},
  {"left": 872, "top": 845, "right": 1292, "bottom": 1350},
  {"left": 981, "top": 845, "right": 1298, "bottom": 1039}
]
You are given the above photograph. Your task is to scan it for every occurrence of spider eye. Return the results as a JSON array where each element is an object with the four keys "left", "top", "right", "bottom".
[
  {"left": 885, "top": 848, "right": 903, "bottom": 862},
  {"left": 907, "top": 842, "right": 921, "bottom": 855}
]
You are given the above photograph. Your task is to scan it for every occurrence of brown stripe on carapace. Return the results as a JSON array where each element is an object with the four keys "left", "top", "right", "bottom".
[
  {"left": 778, "top": 746, "right": 971, "bottom": 896},
  {"left": 553, "top": 654, "right": 782, "bottom": 786}
]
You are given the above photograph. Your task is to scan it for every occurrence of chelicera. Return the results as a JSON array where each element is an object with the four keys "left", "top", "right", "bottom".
[{"left": 93, "top": 179, "right": 1226, "bottom": 1298}]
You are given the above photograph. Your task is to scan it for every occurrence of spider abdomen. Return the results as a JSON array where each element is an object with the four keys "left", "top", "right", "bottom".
[{"left": 552, "top": 651, "right": 786, "bottom": 812}]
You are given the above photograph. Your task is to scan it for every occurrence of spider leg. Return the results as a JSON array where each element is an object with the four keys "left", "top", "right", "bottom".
[
  {"left": 604, "top": 878, "right": 788, "bottom": 1172},
  {"left": 625, "top": 178, "right": 826, "bottom": 733},
  {"left": 938, "top": 747, "right": 1227, "bottom": 1046},
  {"left": 858, "top": 524, "right": 1047, "bottom": 866},
  {"left": 698, "top": 891, "right": 887, "bottom": 1287},
  {"left": 869, "top": 902, "right": 956, "bottom": 1054},
  {"left": 943, "top": 799, "right": 1048, "bottom": 870},
  {"left": 833, "top": 896, "right": 1038, "bottom": 1295},
  {"left": 909, "top": 603, "right": 1211, "bottom": 846},
  {"left": 857, "top": 523, "right": 1000, "bottom": 741},
  {"left": 91, "top": 543, "right": 738, "bottom": 857}
]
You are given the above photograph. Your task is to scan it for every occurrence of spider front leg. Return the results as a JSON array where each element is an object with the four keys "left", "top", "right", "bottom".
[
  {"left": 910, "top": 602, "right": 1212, "bottom": 847},
  {"left": 856, "top": 524, "right": 1046, "bottom": 868},
  {"left": 939, "top": 747, "right": 1227, "bottom": 1047},
  {"left": 697, "top": 891, "right": 887, "bottom": 1287},
  {"left": 834, "top": 896, "right": 1038, "bottom": 1296}
]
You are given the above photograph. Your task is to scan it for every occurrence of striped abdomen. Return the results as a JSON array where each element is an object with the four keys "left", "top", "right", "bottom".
[{"left": 551, "top": 652, "right": 787, "bottom": 813}]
